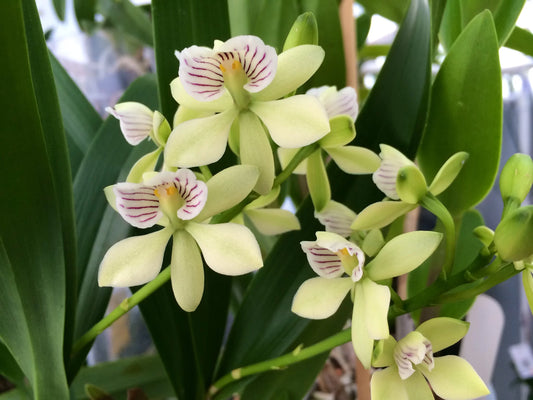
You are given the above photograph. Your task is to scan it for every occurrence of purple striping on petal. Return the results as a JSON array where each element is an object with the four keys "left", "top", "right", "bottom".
[
  {"left": 184, "top": 183, "right": 198, "bottom": 199},
  {"left": 123, "top": 205, "right": 159, "bottom": 210},
  {"left": 185, "top": 81, "right": 223, "bottom": 88},
  {"left": 182, "top": 209, "right": 191, "bottom": 214},
  {"left": 119, "top": 197, "right": 158, "bottom": 202},
  {"left": 186, "top": 72, "right": 224, "bottom": 83},
  {"left": 116, "top": 189, "right": 154, "bottom": 195},
  {"left": 251, "top": 71, "right": 272, "bottom": 84},
  {"left": 126, "top": 210, "right": 158, "bottom": 218},
  {"left": 247, "top": 51, "right": 265, "bottom": 78},
  {"left": 186, "top": 191, "right": 202, "bottom": 202},
  {"left": 138, "top": 214, "right": 158, "bottom": 223},
  {"left": 185, "top": 201, "right": 201, "bottom": 208},
  {"left": 188, "top": 64, "right": 223, "bottom": 76},
  {"left": 308, "top": 250, "right": 335, "bottom": 256}
]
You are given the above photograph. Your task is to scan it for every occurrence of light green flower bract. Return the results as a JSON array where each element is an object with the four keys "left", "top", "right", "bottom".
[
  {"left": 291, "top": 230, "right": 442, "bottom": 368},
  {"left": 165, "top": 35, "right": 330, "bottom": 194},
  {"left": 371, "top": 317, "right": 489, "bottom": 400},
  {"left": 98, "top": 167, "right": 263, "bottom": 312}
]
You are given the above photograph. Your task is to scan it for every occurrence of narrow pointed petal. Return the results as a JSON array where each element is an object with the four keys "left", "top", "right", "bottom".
[
  {"left": 360, "top": 279, "right": 390, "bottom": 340},
  {"left": 250, "top": 95, "right": 330, "bottom": 148},
  {"left": 307, "top": 86, "right": 358, "bottom": 119},
  {"left": 301, "top": 240, "right": 344, "bottom": 278},
  {"left": 307, "top": 149, "right": 331, "bottom": 212},
  {"left": 314, "top": 200, "right": 357, "bottom": 237},
  {"left": 165, "top": 107, "right": 238, "bottom": 167},
  {"left": 114, "top": 182, "right": 162, "bottom": 228},
  {"left": 185, "top": 222, "right": 262, "bottom": 275},
  {"left": 126, "top": 147, "right": 163, "bottom": 183},
  {"left": 218, "top": 35, "right": 277, "bottom": 93},
  {"left": 197, "top": 165, "right": 260, "bottom": 220},
  {"left": 416, "top": 317, "right": 469, "bottom": 353},
  {"left": 352, "top": 287, "right": 374, "bottom": 369},
  {"left": 106, "top": 102, "right": 153, "bottom": 145},
  {"left": 177, "top": 46, "right": 228, "bottom": 102},
  {"left": 245, "top": 208, "right": 300, "bottom": 235},
  {"left": 422, "top": 356, "right": 489, "bottom": 399},
  {"left": 326, "top": 146, "right": 381, "bottom": 174},
  {"left": 318, "top": 115, "right": 356, "bottom": 148},
  {"left": 239, "top": 111, "right": 275, "bottom": 195},
  {"left": 253, "top": 45, "right": 325, "bottom": 101},
  {"left": 170, "top": 77, "right": 232, "bottom": 112},
  {"left": 429, "top": 151, "right": 469, "bottom": 195},
  {"left": 246, "top": 185, "right": 281, "bottom": 209},
  {"left": 277, "top": 147, "right": 307, "bottom": 175},
  {"left": 98, "top": 227, "right": 173, "bottom": 287},
  {"left": 351, "top": 201, "right": 416, "bottom": 231},
  {"left": 365, "top": 231, "right": 442, "bottom": 281},
  {"left": 291, "top": 277, "right": 352, "bottom": 319},
  {"left": 370, "top": 367, "right": 409, "bottom": 400},
  {"left": 171, "top": 230, "right": 204, "bottom": 312}
]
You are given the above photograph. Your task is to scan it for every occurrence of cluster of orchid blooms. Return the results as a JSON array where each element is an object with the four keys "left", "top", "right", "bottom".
[{"left": 97, "top": 32, "right": 533, "bottom": 399}]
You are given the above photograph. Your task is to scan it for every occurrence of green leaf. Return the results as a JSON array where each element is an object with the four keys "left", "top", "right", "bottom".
[
  {"left": 358, "top": 0, "right": 409, "bottom": 22},
  {"left": 98, "top": 0, "right": 153, "bottom": 47},
  {"left": 505, "top": 26, "right": 533, "bottom": 58},
  {"left": 70, "top": 355, "right": 174, "bottom": 400},
  {"left": 52, "top": 0, "right": 65, "bottom": 20},
  {"left": 49, "top": 52, "right": 102, "bottom": 176},
  {"left": 74, "top": 0, "right": 96, "bottom": 31},
  {"left": 151, "top": 0, "right": 231, "bottom": 120},
  {"left": 418, "top": 11, "right": 502, "bottom": 215}
]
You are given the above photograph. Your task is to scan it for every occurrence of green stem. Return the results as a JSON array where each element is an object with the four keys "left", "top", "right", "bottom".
[
  {"left": 420, "top": 193, "right": 456, "bottom": 279},
  {"left": 200, "top": 165, "right": 213, "bottom": 180},
  {"left": 71, "top": 267, "right": 171, "bottom": 357},
  {"left": 208, "top": 328, "right": 351, "bottom": 397},
  {"left": 273, "top": 143, "right": 319, "bottom": 187}
]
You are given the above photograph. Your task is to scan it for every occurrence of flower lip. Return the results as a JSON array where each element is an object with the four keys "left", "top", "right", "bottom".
[
  {"left": 306, "top": 86, "right": 358, "bottom": 120},
  {"left": 393, "top": 331, "right": 434, "bottom": 380},
  {"left": 177, "top": 35, "right": 278, "bottom": 103},
  {"left": 114, "top": 169, "right": 208, "bottom": 229}
]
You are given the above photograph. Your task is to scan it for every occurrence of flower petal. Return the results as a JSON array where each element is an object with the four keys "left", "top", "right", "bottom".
[
  {"left": 239, "top": 111, "right": 275, "bottom": 195},
  {"left": 250, "top": 95, "right": 330, "bottom": 148},
  {"left": 106, "top": 102, "right": 154, "bottom": 145},
  {"left": 291, "top": 277, "right": 352, "bottom": 319},
  {"left": 416, "top": 317, "right": 469, "bottom": 353},
  {"left": 197, "top": 165, "right": 260, "bottom": 220},
  {"left": 428, "top": 151, "right": 469, "bottom": 195},
  {"left": 307, "top": 149, "right": 331, "bottom": 212},
  {"left": 307, "top": 86, "right": 358, "bottom": 120},
  {"left": 301, "top": 240, "right": 343, "bottom": 278},
  {"left": 218, "top": 35, "right": 278, "bottom": 93},
  {"left": 370, "top": 367, "right": 409, "bottom": 400},
  {"left": 246, "top": 185, "right": 281, "bottom": 209},
  {"left": 98, "top": 227, "right": 172, "bottom": 287},
  {"left": 318, "top": 115, "right": 356, "bottom": 148},
  {"left": 421, "top": 356, "right": 489, "bottom": 399},
  {"left": 245, "top": 208, "right": 300, "bottom": 235},
  {"left": 372, "top": 144, "right": 415, "bottom": 200},
  {"left": 351, "top": 201, "right": 417, "bottom": 231},
  {"left": 360, "top": 279, "right": 390, "bottom": 340},
  {"left": 372, "top": 335, "right": 397, "bottom": 368},
  {"left": 171, "top": 230, "right": 204, "bottom": 312},
  {"left": 185, "top": 222, "right": 262, "bottom": 275},
  {"left": 177, "top": 46, "right": 227, "bottom": 102},
  {"left": 277, "top": 147, "right": 307, "bottom": 175},
  {"left": 314, "top": 200, "right": 357, "bottom": 237},
  {"left": 403, "top": 371, "right": 434, "bottom": 399},
  {"left": 164, "top": 107, "right": 238, "bottom": 167},
  {"left": 126, "top": 147, "right": 163, "bottom": 184},
  {"left": 253, "top": 45, "right": 325, "bottom": 101},
  {"left": 170, "top": 77, "right": 231, "bottom": 112},
  {"left": 365, "top": 231, "right": 442, "bottom": 281},
  {"left": 114, "top": 182, "right": 162, "bottom": 228},
  {"left": 326, "top": 146, "right": 381, "bottom": 174},
  {"left": 352, "top": 286, "right": 375, "bottom": 369}
]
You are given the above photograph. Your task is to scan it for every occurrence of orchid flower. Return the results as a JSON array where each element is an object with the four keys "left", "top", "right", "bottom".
[
  {"left": 106, "top": 102, "right": 172, "bottom": 183},
  {"left": 98, "top": 166, "right": 263, "bottom": 312},
  {"left": 291, "top": 230, "right": 441, "bottom": 368},
  {"left": 352, "top": 145, "right": 469, "bottom": 231},
  {"left": 164, "top": 35, "right": 331, "bottom": 195},
  {"left": 371, "top": 317, "right": 489, "bottom": 400},
  {"left": 278, "top": 86, "right": 381, "bottom": 211}
]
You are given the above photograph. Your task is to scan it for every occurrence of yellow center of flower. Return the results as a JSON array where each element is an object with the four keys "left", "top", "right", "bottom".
[
  {"left": 218, "top": 55, "right": 250, "bottom": 109},
  {"left": 154, "top": 184, "right": 184, "bottom": 228}
]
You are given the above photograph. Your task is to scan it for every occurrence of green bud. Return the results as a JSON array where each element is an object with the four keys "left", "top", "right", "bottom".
[
  {"left": 396, "top": 165, "right": 428, "bottom": 204},
  {"left": 283, "top": 12, "right": 319, "bottom": 51},
  {"left": 494, "top": 205, "right": 533, "bottom": 261},
  {"left": 500, "top": 153, "right": 533, "bottom": 215},
  {"left": 473, "top": 225, "right": 494, "bottom": 248},
  {"left": 85, "top": 384, "right": 112, "bottom": 400}
]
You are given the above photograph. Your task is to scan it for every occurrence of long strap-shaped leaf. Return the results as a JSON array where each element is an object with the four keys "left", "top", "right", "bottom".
[{"left": 0, "top": 1, "right": 71, "bottom": 396}]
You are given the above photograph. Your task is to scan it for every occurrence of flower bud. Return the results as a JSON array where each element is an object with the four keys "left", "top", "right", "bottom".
[
  {"left": 494, "top": 205, "right": 533, "bottom": 261},
  {"left": 283, "top": 12, "right": 319, "bottom": 51},
  {"left": 473, "top": 225, "right": 494, "bottom": 248},
  {"left": 500, "top": 154, "right": 533, "bottom": 216},
  {"left": 396, "top": 164, "right": 428, "bottom": 204}
]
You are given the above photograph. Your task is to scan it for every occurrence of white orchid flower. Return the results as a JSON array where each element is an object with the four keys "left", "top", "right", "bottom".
[
  {"left": 165, "top": 35, "right": 330, "bottom": 194},
  {"left": 99, "top": 166, "right": 263, "bottom": 312}
]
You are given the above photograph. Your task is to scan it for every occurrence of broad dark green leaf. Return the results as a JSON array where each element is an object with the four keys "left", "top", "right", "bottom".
[
  {"left": 358, "top": 0, "right": 409, "bottom": 22},
  {"left": 52, "top": 0, "right": 65, "bottom": 20},
  {"left": 418, "top": 11, "right": 502, "bottom": 215},
  {"left": 217, "top": 1, "right": 430, "bottom": 395},
  {"left": 505, "top": 26, "right": 533, "bottom": 57},
  {"left": 0, "top": 2, "right": 69, "bottom": 396},
  {"left": 151, "top": 0, "right": 231, "bottom": 120},
  {"left": 0, "top": 342, "right": 25, "bottom": 388},
  {"left": 49, "top": 52, "right": 102, "bottom": 176},
  {"left": 70, "top": 76, "right": 159, "bottom": 378},
  {"left": 98, "top": 0, "right": 153, "bottom": 47},
  {"left": 70, "top": 354, "right": 174, "bottom": 399},
  {"left": 439, "top": 0, "right": 463, "bottom": 51}
]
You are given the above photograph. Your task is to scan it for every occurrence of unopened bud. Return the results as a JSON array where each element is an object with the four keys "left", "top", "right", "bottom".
[
  {"left": 283, "top": 12, "right": 319, "bottom": 51},
  {"left": 473, "top": 226, "right": 494, "bottom": 248},
  {"left": 500, "top": 153, "right": 533, "bottom": 216},
  {"left": 495, "top": 205, "right": 533, "bottom": 261}
]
